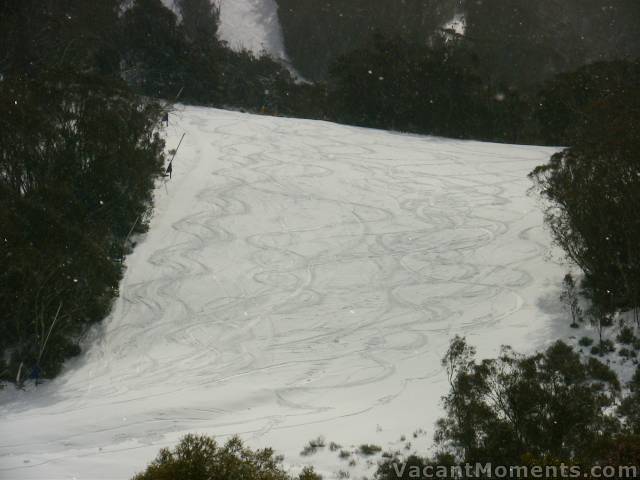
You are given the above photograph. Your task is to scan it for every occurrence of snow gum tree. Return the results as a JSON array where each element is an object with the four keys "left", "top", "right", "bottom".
[
  {"left": 132, "top": 435, "right": 320, "bottom": 480},
  {"left": 560, "top": 273, "right": 583, "bottom": 328},
  {"left": 434, "top": 339, "right": 620, "bottom": 465},
  {"left": 0, "top": 1, "right": 166, "bottom": 383},
  {"left": 530, "top": 73, "right": 640, "bottom": 320}
]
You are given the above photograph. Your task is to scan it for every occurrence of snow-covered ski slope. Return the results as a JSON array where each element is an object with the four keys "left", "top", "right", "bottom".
[
  {"left": 161, "top": 0, "right": 287, "bottom": 60},
  {"left": 0, "top": 107, "right": 564, "bottom": 479},
  {"left": 217, "top": 0, "right": 287, "bottom": 60}
]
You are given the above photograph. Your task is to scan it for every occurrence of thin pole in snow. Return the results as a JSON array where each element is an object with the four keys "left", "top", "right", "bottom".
[
  {"left": 165, "top": 132, "right": 186, "bottom": 181},
  {"left": 170, "top": 133, "right": 186, "bottom": 164},
  {"left": 169, "top": 133, "right": 186, "bottom": 167}
]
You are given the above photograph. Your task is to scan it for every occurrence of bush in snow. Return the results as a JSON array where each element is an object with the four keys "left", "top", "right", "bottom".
[
  {"left": 618, "top": 327, "right": 637, "bottom": 345},
  {"left": 578, "top": 336, "right": 594, "bottom": 347},
  {"left": 358, "top": 444, "right": 382, "bottom": 456},
  {"left": 131, "top": 434, "right": 320, "bottom": 480},
  {"left": 377, "top": 338, "right": 640, "bottom": 476}
]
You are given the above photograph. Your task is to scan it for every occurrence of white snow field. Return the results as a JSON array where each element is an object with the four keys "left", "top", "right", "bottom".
[
  {"left": 0, "top": 107, "right": 565, "bottom": 479},
  {"left": 160, "top": 0, "right": 287, "bottom": 60},
  {"left": 217, "top": 0, "right": 288, "bottom": 60}
]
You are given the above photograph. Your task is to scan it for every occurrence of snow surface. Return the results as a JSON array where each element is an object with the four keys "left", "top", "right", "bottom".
[
  {"left": 160, "top": 0, "right": 288, "bottom": 60},
  {"left": 0, "top": 107, "right": 565, "bottom": 479},
  {"left": 217, "top": 0, "right": 288, "bottom": 60},
  {"left": 442, "top": 13, "right": 466, "bottom": 36}
]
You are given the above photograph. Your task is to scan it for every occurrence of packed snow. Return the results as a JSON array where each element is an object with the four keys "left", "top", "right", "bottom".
[{"left": 0, "top": 107, "right": 565, "bottom": 479}]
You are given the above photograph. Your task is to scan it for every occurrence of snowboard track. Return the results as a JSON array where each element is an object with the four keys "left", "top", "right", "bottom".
[{"left": 0, "top": 107, "right": 561, "bottom": 479}]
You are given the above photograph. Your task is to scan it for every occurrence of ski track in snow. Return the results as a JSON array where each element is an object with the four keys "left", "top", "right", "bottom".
[{"left": 0, "top": 107, "right": 563, "bottom": 479}]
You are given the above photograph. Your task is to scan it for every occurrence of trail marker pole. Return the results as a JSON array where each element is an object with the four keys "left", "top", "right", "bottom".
[{"left": 164, "top": 132, "right": 186, "bottom": 182}]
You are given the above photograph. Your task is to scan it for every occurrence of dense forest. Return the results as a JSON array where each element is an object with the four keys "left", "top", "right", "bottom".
[
  {"left": 0, "top": 0, "right": 301, "bottom": 384},
  {"left": 2, "top": 1, "right": 640, "bottom": 477},
  {"left": 2, "top": 0, "right": 639, "bottom": 395},
  {"left": 275, "top": 0, "right": 640, "bottom": 85},
  {"left": 0, "top": 0, "right": 167, "bottom": 383},
  {"left": 275, "top": 0, "right": 459, "bottom": 80}
]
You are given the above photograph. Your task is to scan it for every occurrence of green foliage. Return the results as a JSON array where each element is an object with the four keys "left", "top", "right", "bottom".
[
  {"left": 300, "top": 437, "right": 325, "bottom": 456},
  {"left": 441, "top": 335, "right": 475, "bottom": 387},
  {"left": 358, "top": 444, "right": 382, "bottom": 456},
  {"left": 0, "top": 0, "right": 122, "bottom": 76},
  {"left": 530, "top": 77, "right": 640, "bottom": 316},
  {"left": 591, "top": 340, "right": 615, "bottom": 357},
  {"left": 536, "top": 60, "right": 640, "bottom": 145},
  {"left": 272, "top": 2, "right": 640, "bottom": 145},
  {"left": 113, "top": 2, "right": 639, "bottom": 147},
  {"left": 3, "top": 0, "right": 638, "bottom": 393},
  {"left": 298, "top": 466, "right": 322, "bottom": 480},
  {"left": 619, "top": 368, "right": 640, "bottom": 436},
  {"left": 619, "top": 348, "right": 637, "bottom": 360},
  {"left": 464, "top": 0, "right": 565, "bottom": 87},
  {"left": 464, "top": 1, "right": 640, "bottom": 89},
  {"left": 327, "top": 34, "right": 491, "bottom": 139},
  {"left": 274, "top": 0, "right": 640, "bottom": 86},
  {"left": 587, "top": 357, "right": 620, "bottom": 390},
  {"left": 599, "top": 435, "right": 640, "bottom": 467},
  {"left": 120, "top": 0, "right": 309, "bottom": 116},
  {"left": 323, "top": 31, "right": 556, "bottom": 143},
  {"left": 377, "top": 339, "right": 640, "bottom": 476},
  {"left": 376, "top": 455, "right": 429, "bottom": 480},
  {"left": 0, "top": 0, "right": 314, "bottom": 386},
  {"left": 177, "top": 0, "right": 219, "bottom": 45},
  {"left": 132, "top": 435, "right": 289, "bottom": 480},
  {"left": 121, "top": 0, "right": 193, "bottom": 100},
  {"left": 376, "top": 453, "right": 457, "bottom": 480},
  {"left": 218, "top": 48, "right": 297, "bottom": 115},
  {"left": 578, "top": 336, "right": 594, "bottom": 347},
  {"left": 618, "top": 327, "right": 637, "bottom": 345},
  {"left": 11, "top": 0, "right": 633, "bottom": 153},
  {"left": 560, "top": 273, "right": 583, "bottom": 327},
  {"left": 121, "top": 0, "right": 229, "bottom": 104},
  {"left": 435, "top": 338, "right": 620, "bottom": 464},
  {"left": 0, "top": 70, "right": 165, "bottom": 382},
  {"left": 274, "top": 0, "right": 458, "bottom": 81},
  {"left": 175, "top": 0, "right": 224, "bottom": 104},
  {"left": 132, "top": 434, "right": 320, "bottom": 480}
]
